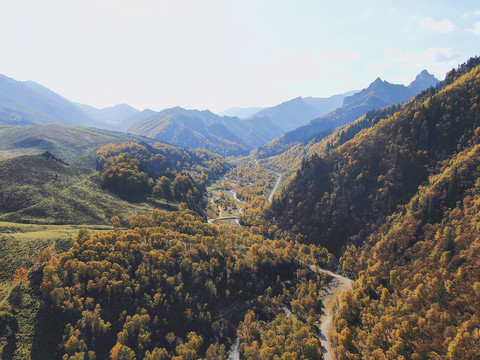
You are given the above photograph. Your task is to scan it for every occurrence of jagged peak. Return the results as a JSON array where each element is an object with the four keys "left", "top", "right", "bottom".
[
  {"left": 409, "top": 69, "right": 439, "bottom": 90},
  {"left": 414, "top": 69, "right": 435, "bottom": 80},
  {"left": 368, "top": 77, "right": 394, "bottom": 89}
]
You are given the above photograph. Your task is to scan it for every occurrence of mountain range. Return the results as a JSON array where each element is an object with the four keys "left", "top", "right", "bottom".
[
  {"left": 220, "top": 91, "right": 356, "bottom": 131},
  {"left": 127, "top": 91, "right": 363, "bottom": 157},
  {"left": 0, "top": 69, "right": 438, "bottom": 159},
  {"left": 0, "top": 75, "right": 92, "bottom": 127},
  {"left": 0, "top": 54, "right": 479, "bottom": 360},
  {"left": 0, "top": 74, "right": 283, "bottom": 156},
  {"left": 0, "top": 74, "right": 144, "bottom": 130},
  {"left": 257, "top": 69, "right": 439, "bottom": 158},
  {"left": 128, "top": 107, "right": 283, "bottom": 157},
  {"left": 249, "top": 92, "right": 352, "bottom": 132},
  {"left": 74, "top": 103, "right": 141, "bottom": 131}
]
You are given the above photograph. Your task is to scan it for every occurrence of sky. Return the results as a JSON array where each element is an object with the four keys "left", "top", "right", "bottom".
[{"left": 0, "top": 0, "right": 479, "bottom": 113}]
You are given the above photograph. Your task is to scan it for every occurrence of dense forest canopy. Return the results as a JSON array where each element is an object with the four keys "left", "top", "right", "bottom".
[
  {"left": 37, "top": 208, "right": 330, "bottom": 359},
  {"left": 96, "top": 142, "right": 228, "bottom": 213}
]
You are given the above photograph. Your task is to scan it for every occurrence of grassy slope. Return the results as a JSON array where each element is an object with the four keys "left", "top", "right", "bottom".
[
  {"left": 0, "top": 124, "right": 142, "bottom": 169},
  {"left": 0, "top": 153, "right": 164, "bottom": 225}
]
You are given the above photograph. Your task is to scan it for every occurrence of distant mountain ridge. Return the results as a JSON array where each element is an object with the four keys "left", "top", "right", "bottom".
[
  {"left": 128, "top": 107, "right": 283, "bottom": 157},
  {"left": 0, "top": 73, "right": 284, "bottom": 156},
  {"left": 0, "top": 70, "right": 439, "bottom": 158},
  {"left": 256, "top": 70, "right": 439, "bottom": 159},
  {"left": 0, "top": 75, "right": 92, "bottom": 126},
  {"left": 0, "top": 73, "right": 147, "bottom": 130},
  {"left": 248, "top": 92, "right": 352, "bottom": 132},
  {"left": 219, "top": 107, "right": 263, "bottom": 119},
  {"left": 74, "top": 103, "right": 141, "bottom": 131}
]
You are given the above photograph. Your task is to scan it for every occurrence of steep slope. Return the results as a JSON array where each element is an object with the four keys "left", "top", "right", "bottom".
[
  {"left": 257, "top": 70, "right": 439, "bottom": 159},
  {"left": 129, "top": 112, "right": 249, "bottom": 156},
  {"left": 268, "top": 58, "right": 479, "bottom": 256},
  {"left": 74, "top": 103, "right": 140, "bottom": 131},
  {"left": 0, "top": 75, "right": 92, "bottom": 126},
  {"left": 261, "top": 103, "right": 405, "bottom": 182},
  {"left": 129, "top": 107, "right": 283, "bottom": 157},
  {"left": 408, "top": 68, "right": 440, "bottom": 94},
  {"left": 333, "top": 138, "right": 480, "bottom": 359},
  {"left": 0, "top": 73, "right": 156, "bottom": 131}
]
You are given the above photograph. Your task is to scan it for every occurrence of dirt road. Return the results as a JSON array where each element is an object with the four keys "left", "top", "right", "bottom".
[
  {"left": 268, "top": 172, "right": 282, "bottom": 203},
  {"left": 312, "top": 265, "right": 353, "bottom": 360}
]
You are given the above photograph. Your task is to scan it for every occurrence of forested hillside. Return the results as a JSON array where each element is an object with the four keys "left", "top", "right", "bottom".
[
  {"left": 260, "top": 103, "right": 406, "bottom": 187},
  {"left": 269, "top": 57, "right": 480, "bottom": 256},
  {"left": 96, "top": 142, "right": 228, "bottom": 212},
  {"left": 333, "top": 137, "right": 480, "bottom": 359}
]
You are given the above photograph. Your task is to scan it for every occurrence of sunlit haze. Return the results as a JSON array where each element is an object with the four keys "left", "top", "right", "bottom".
[{"left": 1, "top": 0, "right": 479, "bottom": 112}]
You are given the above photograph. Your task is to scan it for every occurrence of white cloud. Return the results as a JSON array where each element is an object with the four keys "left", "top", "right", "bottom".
[
  {"left": 467, "top": 21, "right": 480, "bottom": 35},
  {"left": 463, "top": 10, "right": 480, "bottom": 18},
  {"left": 421, "top": 17, "right": 455, "bottom": 33}
]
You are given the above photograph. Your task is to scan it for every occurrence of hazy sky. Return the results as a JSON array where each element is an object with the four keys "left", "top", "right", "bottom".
[{"left": 1, "top": 0, "right": 479, "bottom": 112}]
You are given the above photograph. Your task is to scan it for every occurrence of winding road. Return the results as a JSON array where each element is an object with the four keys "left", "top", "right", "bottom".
[
  {"left": 309, "top": 265, "right": 353, "bottom": 360},
  {"left": 208, "top": 166, "right": 352, "bottom": 360},
  {"left": 268, "top": 172, "right": 282, "bottom": 203}
]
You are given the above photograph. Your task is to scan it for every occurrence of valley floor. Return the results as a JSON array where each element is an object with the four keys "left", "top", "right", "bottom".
[{"left": 208, "top": 161, "right": 351, "bottom": 360}]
